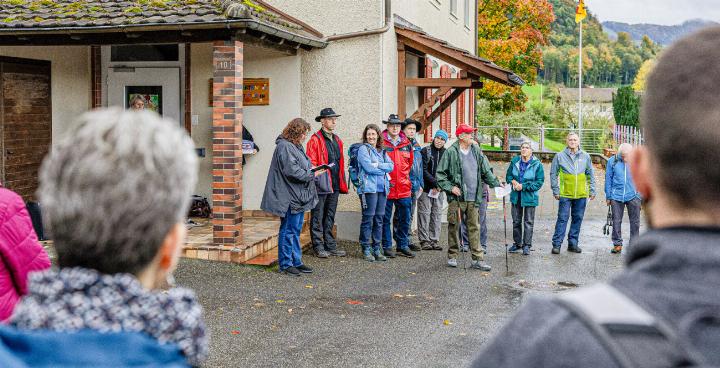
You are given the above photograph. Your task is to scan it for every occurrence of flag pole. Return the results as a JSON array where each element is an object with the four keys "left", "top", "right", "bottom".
[{"left": 578, "top": 18, "right": 583, "bottom": 145}]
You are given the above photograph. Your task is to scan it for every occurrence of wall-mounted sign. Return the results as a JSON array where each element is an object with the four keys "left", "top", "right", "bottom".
[{"left": 208, "top": 78, "right": 270, "bottom": 106}]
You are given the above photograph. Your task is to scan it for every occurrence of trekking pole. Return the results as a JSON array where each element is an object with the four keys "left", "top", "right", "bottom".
[
  {"left": 503, "top": 194, "right": 509, "bottom": 274},
  {"left": 457, "top": 206, "right": 467, "bottom": 272}
]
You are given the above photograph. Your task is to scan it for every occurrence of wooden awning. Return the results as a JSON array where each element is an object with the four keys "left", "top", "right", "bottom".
[{"left": 395, "top": 25, "right": 524, "bottom": 130}]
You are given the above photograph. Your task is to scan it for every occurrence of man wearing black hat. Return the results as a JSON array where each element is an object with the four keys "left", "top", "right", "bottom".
[
  {"left": 394, "top": 118, "right": 424, "bottom": 252},
  {"left": 381, "top": 114, "right": 416, "bottom": 258},
  {"left": 306, "top": 108, "right": 348, "bottom": 258}
]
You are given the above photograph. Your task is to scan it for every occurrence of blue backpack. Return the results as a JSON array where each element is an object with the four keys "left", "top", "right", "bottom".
[{"left": 348, "top": 143, "right": 366, "bottom": 190}]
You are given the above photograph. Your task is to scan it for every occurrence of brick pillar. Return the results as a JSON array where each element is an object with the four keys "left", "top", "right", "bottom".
[
  {"left": 90, "top": 45, "right": 101, "bottom": 108},
  {"left": 212, "top": 40, "right": 244, "bottom": 247}
]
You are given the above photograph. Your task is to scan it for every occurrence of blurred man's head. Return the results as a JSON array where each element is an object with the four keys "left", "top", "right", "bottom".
[
  {"left": 631, "top": 26, "right": 720, "bottom": 227},
  {"left": 618, "top": 143, "right": 633, "bottom": 160}
]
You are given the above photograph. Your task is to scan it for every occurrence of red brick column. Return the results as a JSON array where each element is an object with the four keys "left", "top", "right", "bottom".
[
  {"left": 212, "top": 40, "right": 244, "bottom": 247},
  {"left": 90, "top": 45, "right": 101, "bottom": 108}
]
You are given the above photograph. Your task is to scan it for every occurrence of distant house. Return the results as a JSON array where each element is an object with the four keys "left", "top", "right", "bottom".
[{"left": 558, "top": 87, "right": 616, "bottom": 119}]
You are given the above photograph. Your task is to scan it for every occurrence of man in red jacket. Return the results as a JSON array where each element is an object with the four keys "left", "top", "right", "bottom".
[
  {"left": 381, "top": 114, "right": 415, "bottom": 259},
  {"left": 306, "top": 108, "right": 348, "bottom": 258}
]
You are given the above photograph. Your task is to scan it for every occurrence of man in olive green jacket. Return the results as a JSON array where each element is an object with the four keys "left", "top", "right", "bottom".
[
  {"left": 550, "top": 132, "right": 596, "bottom": 254},
  {"left": 436, "top": 124, "right": 502, "bottom": 271}
]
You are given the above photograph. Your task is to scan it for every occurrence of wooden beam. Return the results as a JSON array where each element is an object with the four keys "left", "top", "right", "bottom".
[
  {"left": 398, "top": 42, "right": 407, "bottom": 119},
  {"left": 426, "top": 87, "right": 467, "bottom": 128},
  {"left": 405, "top": 78, "right": 483, "bottom": 88},
  {"left": 410, "top": 86, "right": 451, "bottom": 130}
]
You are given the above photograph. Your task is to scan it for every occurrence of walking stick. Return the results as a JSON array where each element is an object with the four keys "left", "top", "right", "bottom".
[
  {"left": 503, "top": 194, "right": 509, "bottom": 274},
  {"left": 457, "top": 206, "right": 467, "bottom": 272}
]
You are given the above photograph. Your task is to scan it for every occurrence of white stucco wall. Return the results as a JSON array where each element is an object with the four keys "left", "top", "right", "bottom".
[
  {"left": 0, "top": 46, "right": 91, "bottom": 139},
  {"left": 190, "top": 43, "right": 301, "bottom": 209}
]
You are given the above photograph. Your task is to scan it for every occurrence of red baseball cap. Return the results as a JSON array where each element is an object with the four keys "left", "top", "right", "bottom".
[{"left": 455, "top": 124, "right": 477, "bottom": 136}]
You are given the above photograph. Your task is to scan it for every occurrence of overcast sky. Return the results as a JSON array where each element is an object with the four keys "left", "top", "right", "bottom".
[{"left": 585, "top": 0, "right": 720, "bottom": 25}]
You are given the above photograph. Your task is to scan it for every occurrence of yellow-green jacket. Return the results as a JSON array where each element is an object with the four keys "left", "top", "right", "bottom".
[{"left": 550, "top": 148, "right": 595, "bottom": 199}]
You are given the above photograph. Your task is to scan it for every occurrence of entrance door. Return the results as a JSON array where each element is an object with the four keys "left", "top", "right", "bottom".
[
  {"left": 107, "top": 67, "right": 180, "bottom": 123},
  {"left": 0, "top": 57, "right": 52, "bottom": 201}
]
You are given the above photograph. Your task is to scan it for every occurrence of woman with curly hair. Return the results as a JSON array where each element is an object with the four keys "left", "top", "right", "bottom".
[{"left": 261, "top": 118, "right": 325, "bottom": 276}]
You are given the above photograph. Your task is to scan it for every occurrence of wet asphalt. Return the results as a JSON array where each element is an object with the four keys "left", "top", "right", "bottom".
[{"left": 176, "top": 162, "right": 644, "bottom": 367}]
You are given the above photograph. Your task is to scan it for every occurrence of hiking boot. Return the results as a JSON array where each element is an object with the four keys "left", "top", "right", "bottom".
[
  {"left": 432, "top": 243, "right": 443, "bottom": 251},
  {"left": 471, "top": 260, "right": 492, "bottom": 271},
  {"left": 611, "top": 245, "right": 623, "bottom": 254},
  {"left": 508, "top": 244, "right": 522, "bottom": 253},
  {"left": 328, "top": 249, "right": 347, "bottom": 257},
  {"left": 315, "top": 249, "right": 330, "bottom": 258},
  {"left": 551, "top": 246, "right": 561, "bottom": 255},
  {"left": 447, "top": 258, "right": 458, "bottom": 268},
  {"left": 364, "top": 253, "right": 375, "bottom": 262},
  {"left": 421, "top": 242, "right": 434, "bottom": 251},
  {"left": 522, "top": 245, "right": 530, "bottom": 256},
  {"left": 568, "top": 246, "right": 583, "bottom": 253},
  {"left": 281, "top": 267, "right": 301, "bottom": 276},
  {"left": 296, "top": 264, "right": 313, "bottom": 273},
  {"left": 373, "top": 249, "right": 387, "bottom": 261},
  {"left": 397, "top": 248, "right": 416, "bottom": 258},
  {"left": 409, "top": 243, "right": 422, "bottom": 252},
  {"left": 383, "top": 248, "right": 396, "bottom": 258}
]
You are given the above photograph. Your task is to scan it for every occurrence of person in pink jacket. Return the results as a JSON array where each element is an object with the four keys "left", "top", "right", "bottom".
[{"left": 0, "top": 187, "right": 51, "bottom": 322}]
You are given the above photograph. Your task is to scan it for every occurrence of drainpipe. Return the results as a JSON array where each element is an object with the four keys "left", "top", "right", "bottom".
[{"left": 326, "top": 0, "right": 392, "bottom": 41}]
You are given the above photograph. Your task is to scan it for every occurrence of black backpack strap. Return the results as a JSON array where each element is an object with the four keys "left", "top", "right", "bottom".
[{"left": 556, "top": 284, "right": 701, "bottom": 368}]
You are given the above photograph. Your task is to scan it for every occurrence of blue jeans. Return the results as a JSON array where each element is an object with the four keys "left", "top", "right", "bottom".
[
  {"left": 383, "top": 197, "right": 412, "bottom": 250},
  {"left": 360, "top": 192, "right": 387, "bottom": 252},
  {"left": 278, "top": 208, "right": 305, "bottom": 270},
  {"left": 552, "top": 197, "right": 587, "bottom": 248}
]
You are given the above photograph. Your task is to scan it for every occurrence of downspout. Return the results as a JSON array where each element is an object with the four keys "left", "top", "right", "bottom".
[{"left": 326, "top": 0, "right": 392, "bottom": 41}]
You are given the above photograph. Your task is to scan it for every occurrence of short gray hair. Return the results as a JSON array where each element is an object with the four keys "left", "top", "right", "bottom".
[
  {"left": 642, "top": 26, "right": 720, "bottom": 210},
  {"left": 38, "top": 108, "right": 198, "bottom": 274},
  {"left": 520, "top": 141, "right": 532, "bottom": 149}
]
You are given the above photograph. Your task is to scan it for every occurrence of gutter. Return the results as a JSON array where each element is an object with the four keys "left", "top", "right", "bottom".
[
  {"left": 0, "top": 18, "right": 328, "bottom": 49},
  {"left": 326, "top": 0, "right": 391, "bottom": 41}
]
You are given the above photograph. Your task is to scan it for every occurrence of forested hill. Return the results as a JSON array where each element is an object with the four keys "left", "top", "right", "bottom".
[{"left": 603, "top": 19, "right": 719, "bottom": 46}]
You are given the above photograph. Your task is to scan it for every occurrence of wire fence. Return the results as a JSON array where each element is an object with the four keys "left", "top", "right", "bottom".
[{"left": 475, "top": 126, "right": 612, "bottom": 155}]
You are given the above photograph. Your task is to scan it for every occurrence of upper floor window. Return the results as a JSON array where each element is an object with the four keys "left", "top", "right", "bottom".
[
  {"left": 450, "top": 0, "right": 458, "bottom": 17},
  {"left": 464, "top": 0, "right": 471, "bottom": 28}
]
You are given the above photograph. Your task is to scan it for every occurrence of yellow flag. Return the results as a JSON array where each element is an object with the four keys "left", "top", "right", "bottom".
[{"left": 575, "top": 0, "right": 587, "bottom": 23}]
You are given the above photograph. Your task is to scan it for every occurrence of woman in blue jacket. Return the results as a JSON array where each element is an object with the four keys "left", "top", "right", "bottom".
[
  {"left": 357, "top": 124, "right": 394, "bottom": 262},
  {"left": 506, "top": 142, "right": 545, "bottom": 256}
]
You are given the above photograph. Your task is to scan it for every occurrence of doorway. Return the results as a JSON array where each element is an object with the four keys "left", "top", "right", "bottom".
[{"left": 107, "top": 67, "right": 181, "bottom": 123}]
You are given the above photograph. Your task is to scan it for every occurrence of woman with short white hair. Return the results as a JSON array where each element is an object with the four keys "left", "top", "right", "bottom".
[
  {"left": 0, "top": 108, "right": 207, "bottom": 366},
  {"left": 506, "top": 141, "right": 545, "bottom": 256}
]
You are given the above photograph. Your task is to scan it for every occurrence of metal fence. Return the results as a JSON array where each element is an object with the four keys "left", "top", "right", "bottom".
[
  {"left": 613, "top": 125, "right": 644, "bottom": 146},
  {"left": 475, "top": 126, "right": 611, "bottom": 155}
]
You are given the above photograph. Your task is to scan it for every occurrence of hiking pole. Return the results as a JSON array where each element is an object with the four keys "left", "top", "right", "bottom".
[
  {"left": 457, "top": 206, "right": 467, "bottom": 272},
  {"left": 503, "top": 194, "right": 509, "bottom": 274}
]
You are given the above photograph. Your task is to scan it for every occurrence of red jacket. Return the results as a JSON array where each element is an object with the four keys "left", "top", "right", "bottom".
[
  {"left": 0, "top": 188, "right": 51, "bottom": 322},
  {"left": 306, "top": 130, "right": 348, "bottom": 194},
  {"left": 383, "top": 131, "right": 414, "bottom": 199}
]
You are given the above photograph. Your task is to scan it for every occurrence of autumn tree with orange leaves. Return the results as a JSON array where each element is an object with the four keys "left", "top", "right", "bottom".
[{"left": 477, "top": 0, "right": 555, "bottom": 114}]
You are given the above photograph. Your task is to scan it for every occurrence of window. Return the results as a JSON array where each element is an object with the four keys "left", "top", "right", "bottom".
[
  {"left": 464, "top": 0, "right": 471, "bottom": 28},
  {"left": 111, "top": 44, "right": 179, "bottom": 62},
  {"left": 450, "top": 0, "right": 458, "bottom": 17}
]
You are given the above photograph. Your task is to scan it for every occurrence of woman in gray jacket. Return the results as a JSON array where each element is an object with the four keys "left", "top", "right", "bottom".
[{"left": 261, "top": 118, "right": 325, "bottom": 276}]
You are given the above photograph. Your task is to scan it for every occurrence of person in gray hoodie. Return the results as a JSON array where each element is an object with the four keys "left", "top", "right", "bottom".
[
  {"left": 471, "top": 27, "right": 720, "bottom": 368},
  {"left": 261, "top": 118, "right": 323, "bottom": 277}
]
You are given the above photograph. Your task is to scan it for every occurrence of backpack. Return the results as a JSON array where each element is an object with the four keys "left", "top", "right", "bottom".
[
  {"left": 188, "top": 195, "right": 211, "bottom": 218},
  {"left": 557, "top": 284, "right": 719, "bottom": 368},
  {"left": 348, "top": 143, "right": 369, "bottom": 190}
]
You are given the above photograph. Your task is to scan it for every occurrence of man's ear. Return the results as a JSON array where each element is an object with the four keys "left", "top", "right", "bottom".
[
  {"left": 629, "top": 146, "right": 652, "bottom": 201},
  {"left": 159, "top": 223, "right": 186, "bottom": 271}
]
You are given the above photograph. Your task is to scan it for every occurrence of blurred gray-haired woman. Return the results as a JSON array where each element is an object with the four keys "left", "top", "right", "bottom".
[{"left": 0, "top": 108, "right": 207, "bottom": 366}]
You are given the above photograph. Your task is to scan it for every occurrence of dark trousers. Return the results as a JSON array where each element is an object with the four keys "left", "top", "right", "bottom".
[
  {"left": 360, "top": 192, "right": 387, "bottom": 252},
  {"left": 511, "top": 202, "right": 536, "bottom": 247},
  {"left": 611, "top": 198, "right": 641, "bottom": 246},
  {"left": 552, "top": 197, "right": 587, "bottom": 248},
  {"left": 310, "top": 192, "right": 339, "bottom": 252},
  {"left": 383, "top": 197, "right": 412, "bottom": 250},
  {"left": 278, "top": 208, "right": 305, "bottom": 271}
]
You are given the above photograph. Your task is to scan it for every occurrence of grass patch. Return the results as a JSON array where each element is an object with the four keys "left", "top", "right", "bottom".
[
  {"left": 482, "top": 144, "right": 500, "bottom": 151},
  {"left": 543, "top": 138, "right": 566, "bottom": 152}
]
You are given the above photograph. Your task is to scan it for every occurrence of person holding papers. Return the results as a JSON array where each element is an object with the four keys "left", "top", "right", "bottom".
[
  {"left": 436, "top": 124, "right": 503, "bottom": 271},
  {"left": 505, "top": 142, "right": 545, "bottom": 256},
  {"left": 417, "top": 130, "right": 448, "bottom": 251}
]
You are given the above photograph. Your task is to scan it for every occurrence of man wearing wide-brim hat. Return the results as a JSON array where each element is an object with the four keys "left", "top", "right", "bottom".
[
  {"left": 380, "top": 114, "right": 416, "bottom": 258},
  {"left": 306, "top": 108, "right": 348, "bottom": 258}
]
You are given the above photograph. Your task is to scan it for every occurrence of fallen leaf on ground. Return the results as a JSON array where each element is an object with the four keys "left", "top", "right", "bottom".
[
  {"left": 393, "top": 294, "right": 404, "bottom": 298},
  {"left": 481, "top": 272, "right": 490, "bottom": 277},
  {"left": 253, "top": 303, "right": 265, "bottom": 308},
  {"left": 409, "top": 272, "right": 416, "bottom": 275},
  {"left": 443, "top": 320, "right": 453, "bottom": 326},
  {"left": 288, "top": 309, "right": 293, "bottom": 314},
  {"left": 406, "top": 294, "right": 416, "bottom": 297},
  {"left": 231, "top": 330, "right": 240, "bottom": 335},
  {"left": 276, "top": 300, "right": 285, "bottom": 303},
  {"left": 347, "top": 299, "right": 364, "bottom": 305},
  {"left": 305, "top": 285, "right": 313, "bottom": 289}
]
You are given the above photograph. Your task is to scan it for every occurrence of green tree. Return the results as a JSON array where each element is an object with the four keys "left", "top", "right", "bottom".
[{"left": 612, "top": 86, "right": 640, "bottom": 127}]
